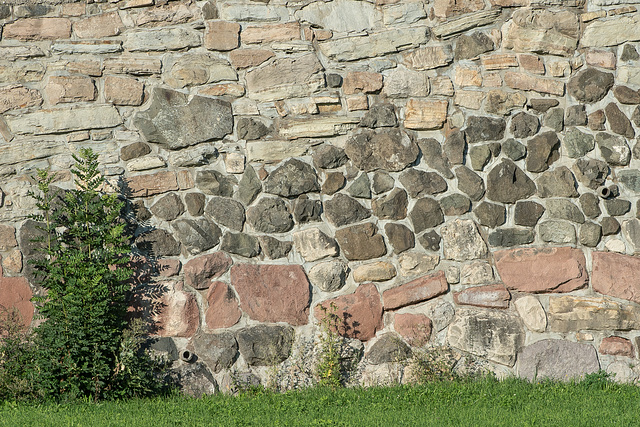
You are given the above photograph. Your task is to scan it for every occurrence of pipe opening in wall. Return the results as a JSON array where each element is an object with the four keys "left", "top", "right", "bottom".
[{"left": 180, "top": 349, "right": 195, "bottom": 363}]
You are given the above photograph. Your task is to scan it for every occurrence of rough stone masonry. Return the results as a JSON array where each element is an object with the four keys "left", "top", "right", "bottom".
[{"left": 3, "top": 0, "right": 640, "bottom": 393}]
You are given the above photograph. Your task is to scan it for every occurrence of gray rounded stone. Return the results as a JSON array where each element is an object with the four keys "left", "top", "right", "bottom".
[
  {"left": 347, "top": 173, "right": 371, "bottom": 199},
  {"left": 220, "top": 232, "right": 260, "bottom": 258},
  {"left": 502, "top": 139, "right": 526, "bottom": 161},
  {"left": 410, "top": 198, "right": 444, "bottom": 233},
  {"left": 366, "top": 333, "right": 411, "bottom": 365},
  {"left": 258, "top": 236, "right": 292, "bottom": 259},
  {"left": 539, "top": 220, "right": 576, "bottom": 244},
  {"left": 486, "top": 160, "right": 536, "bottom": 204},
  {"left": 372, "top": 188, "right": 408, "bottom": 220},
  {"left": 359, "top": 103, "right": 397, "bottom": 128},
  {"left": 572, "top": 158, "right": 609, "bottom": 190},
  {"left": 136, "top": 228, "right": 181, "bottom": 257},
  {"left": 293, "top": 196, "right": 322, "bottom": 223},
  {"left": 196, "top": 170, "right": 236, "bottom": 197},
  {"left": 517, "top": 339, "right": 599, "bottom": 381},
  {"left": 372, "top": 171, "right": 395, "bottom": 194},
  {"left": 563, "top": 127, "right": 595, "bottom": 158},
  {"left": 455, "top": 166, "right": 485, "bottom": 201},
  {"left": 510, "top": 112, "right": 539, "bottom": 139},
  {"left": 312, "top": 144, "right": 348, "bottom": 169},
  {"left": 488, "top": 228, "right": 535, "bottom": 247},
  {"left": 580, "top": 193, "right": 601, "bottom": 219},
  {"left": 184, "top": 192, "right": 205, "bottom": 216},
  {"left": 236, "top": 325, "right": 294, "bottom": 366},
  {"left": 246, "top": 197, "right": 294, "bottom": 233},
  {"left": 544, "top": 107, "right": 564, "bottom": 132},
  {"left": 150, "top": 192, "right": 184, "bottom": 221},
  {"left": 605, "top": 198, "right": 632, "bottom": 216},
  {"left": 565, "top": 105, "right": 587, "bottom": 126},
  {"left": 171, "top": 218, "right": 221, "bottom": 255},
  {"left": 579, "top": 222, "right": 602, "bottom": 247},
  {"left": 601, "top": 216, "right": 620, "bottom": 236},
  {"left": 596, "top": 132, "right": 631, "bottom": 166},
  {"left": 418, "top": 138, "right": 453, "bottom": 179},
  {"left": 384, "top": 223, "right": 415, "bottom": 254},
  {"left": 324, "top": 193, "right": 371, "bottom": 227},
  {"left": 567, "top": 68, "right": 614, "bottom": 104},
  {"left": 418, "top": 230, "right": 441, "bottom": 252},
  {"left": 440, "top": 193, "right": 471, "bottom": 216},
  {"left": 264, "top": 159, "right": 320, "bottom": 197},
  {"left": 205, "top": 196, "right": 245, "bottom": 231},
  {"left": 526, "top": 131, "right": 560, "bottom": 173},
  {"left": 474, "top": 201, "right": 506, "bottom": 228},
  {"left": 192, "top": 332, "right": 239, "bottom": 374},
  {"left": 464, "top": 116, "right": 506, "bottom": 143},
  {"left": 536, "top": 166, "right": 578, "bottom": 198},
  {"left": 238, "top": 165, "right": 262, "bottom": 206},
  {"left": 546, "top": 199, "right": 585, "bottom": 223},
  {"left": 399, "top": 168, "right": 447, "bottom": 198},
  {"left": 514, "top": 201, "right": 545, "bottom": 227},
  {"left": 345, "top": 128, "right": 419, "bottom": 172},
  {"left": 308, "top": 260, "right": 348, "bottom": 292},
  {"left": 469, "top": 144, "right": 491, "bottom": 171}
]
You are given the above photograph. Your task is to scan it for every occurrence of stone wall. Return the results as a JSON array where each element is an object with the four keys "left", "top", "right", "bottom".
[{"left": 2, "top": 0, "right": 640, "bottom": 392}]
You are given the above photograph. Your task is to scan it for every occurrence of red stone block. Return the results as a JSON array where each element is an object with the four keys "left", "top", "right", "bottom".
[
  {"left": 383, "top": 270, "right": 448, "bottom": 310},
  {"left": 232, "top": 264, "right": 310, "bottom": 326},
  {"left": 315, "top": 283, "right": 383, "bottom": 341},
  {"left": 494, "top": 247, "right": 588, "bottom": 293}
]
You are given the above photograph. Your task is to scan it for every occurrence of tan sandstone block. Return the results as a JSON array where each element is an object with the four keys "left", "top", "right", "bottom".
[
  {"left": 46, "top": 76, "right": 96, "bottom": 105},
  {"left": 242, "top": 22, "right": 301, "bottom": 44},
  {"left": 205, "top": 21, "right": 240, "bottom": 51},
  {"left": 454, "top": 67, "right": 482, "bottom": 87},
  {"left": 343, "top": 72, "right": 383, "bottom": 95},
  {"left": 73, "top": 12, "right": 124, "bottom": 39},
  {"left": 504, "top": 72, "right": 564, "bottom": 96},
  {"left": 105, "top": 76, "right": 144, "bottom": 106},
  {"left": 586, "top": 50, "right": 616, "bottom": 70},
  {"left": 0, "top": 85, "right": 42, "bottom": 114},
  {"left": 3, "top": 18, "right": 71, "bottom": 41},
  {"left": 481, "top": 54, "right": 518, "bottom": 70},
  {"left": 404, "top": 99, "right": 448, "bottom": 130}
]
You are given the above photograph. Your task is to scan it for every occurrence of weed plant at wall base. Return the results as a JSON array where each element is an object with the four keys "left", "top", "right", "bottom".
[{"left": 0, "top": 148, "right": 173, "bottom": 402}]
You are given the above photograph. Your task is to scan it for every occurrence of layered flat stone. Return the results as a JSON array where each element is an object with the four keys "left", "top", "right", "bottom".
[
  {"left": 318, "top": 27, "right": 428, "bottom": 61},
  {"left": 494, "top": 247, "right": 588, "bottom": 293},
  {"left": 246, "top": 53, "right": 324, "bottom": 102},
  {"left": 5, "top": 105, "right": 122, "bottom": 135},
  {"left": 548, "top": 296, "right": 640, "bottom": 332}
]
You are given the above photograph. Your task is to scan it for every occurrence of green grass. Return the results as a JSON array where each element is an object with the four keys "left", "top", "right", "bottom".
[{"left": 1, "top": 376, "right": 639, "bottom": 426}]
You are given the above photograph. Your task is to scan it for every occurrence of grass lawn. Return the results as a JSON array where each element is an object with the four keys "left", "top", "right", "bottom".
[{"left": 1, "top": 376, "right": 639, "bottom": 426}]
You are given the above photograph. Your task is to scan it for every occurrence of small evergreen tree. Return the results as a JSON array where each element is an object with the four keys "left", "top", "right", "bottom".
[{"left": 28, "top": 148, "right": 170, "bottom": 401}]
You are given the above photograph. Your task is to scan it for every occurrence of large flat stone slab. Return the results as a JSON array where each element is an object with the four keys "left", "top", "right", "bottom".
[
  {"left": 592, "top": 251, "right": 640, "bottom": 305},
  {"left": 548, "top": 295, "right": 640, "bottom": 332},
  {"left": 5, "top": 105, "right": 122, "bottom": 135},
  {"left": 494, "top": 247, "right": 588, "bottom": 293},
  {"left": 133, "top": 88, "right": 232, "bottom": 149},
  {"left": 447, "top": 308, "right": 524, "bottom": 366},
  {"left": 517, "top": 339, "right": 599, "bottom": 381},
  {"left": 231, "top": 264, "right": 310, "bottom": 326}
]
